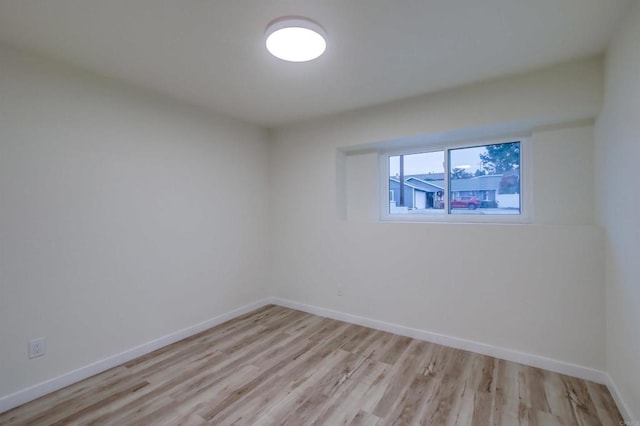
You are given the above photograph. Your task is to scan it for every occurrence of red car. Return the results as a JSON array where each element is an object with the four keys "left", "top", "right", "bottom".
[{"left": 450, "top": 196, "right": 481, "bottom": 210}]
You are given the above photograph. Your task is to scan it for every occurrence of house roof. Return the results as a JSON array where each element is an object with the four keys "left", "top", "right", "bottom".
[
  {"left": 389, "top": 178, "right": 427, "bottom": 192},
  {"left": 424, "top": 175, "right": 505, "bottom": 192},
  {"left": 452, "top": 175, "right": 504, "bottom": 192},
  {"left": 405, "top": 178, "right": 444, "bottom": 192},
  {"left": 405, "top": 173, "right": 445, "bottom": 181}
]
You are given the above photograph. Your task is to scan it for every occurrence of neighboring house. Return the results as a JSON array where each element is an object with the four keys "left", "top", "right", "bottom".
[
  {"left": 389, "top": 177, "right": 443, "bottom": 209},
  {"left": 390, "top": 173, "right": 519, "bottom": 209},
  {"left": 450, "top": 175, "right": 503, "bottom": 202}
]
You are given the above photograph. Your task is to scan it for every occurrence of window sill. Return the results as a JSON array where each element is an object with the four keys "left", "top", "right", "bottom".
[{"left": 380, "top": 212, "right": 533, "bottom": 225}]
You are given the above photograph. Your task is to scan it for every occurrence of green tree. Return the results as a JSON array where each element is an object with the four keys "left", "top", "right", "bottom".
[
  {"left": 480, "top": 142, "right": 520, "bottom": 194},
  {"left": 480, "top": 142, "right": 520, "bottom": 174},
  {"left": 451, "top": 167, "right": 472, "bottom": 179}
]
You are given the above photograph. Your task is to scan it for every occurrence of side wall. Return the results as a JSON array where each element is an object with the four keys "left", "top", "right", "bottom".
[
  {"left": 271, "top": 58, "right": 606, "bottom": 372},
  {"left": 0, "top": 44, "right": 270, "bottom": 399},
  {"left": 595, "top": 0, "right": 640, "bottom": 420}
]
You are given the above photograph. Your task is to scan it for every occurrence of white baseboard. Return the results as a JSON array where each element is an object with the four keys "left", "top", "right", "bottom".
[
  {"left": 606, "top": 373, "right": 635, "bottom": 422},
  {"left": 270, "top": 297, "right": 608, "bottom": 385},
  {"left": 0, "top": 298, "right": 272, "bottom": 414}
]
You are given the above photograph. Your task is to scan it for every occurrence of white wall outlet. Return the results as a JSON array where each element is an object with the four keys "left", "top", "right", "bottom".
[
  {"left": 337, "top": 283, "right": 344, "bottom": 296},
  {"left": 28, "top": 337, "right": 46, "bottom": 359}
]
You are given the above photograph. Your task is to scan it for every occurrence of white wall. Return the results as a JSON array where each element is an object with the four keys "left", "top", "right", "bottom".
[
  {"left": 595, "top": 0, "right": 640, "bottom": 419},
  {"left": 0, "top": 44, "right": 270, "bottom": 398},
  {"left": 271, "top": 58, "right": 606, "bottom": 370}
]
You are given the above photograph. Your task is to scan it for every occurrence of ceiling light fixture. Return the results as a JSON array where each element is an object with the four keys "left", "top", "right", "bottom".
[{"left": 265, "top": 17, "right": 327, "bottom": 62}]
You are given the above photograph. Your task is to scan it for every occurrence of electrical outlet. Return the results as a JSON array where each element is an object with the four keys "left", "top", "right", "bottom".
[
  {"left": 337, "top": 283, "right": 344, "bottom": 296},
  {"left": 28, "top": 337, "right": 46, "bottom": 359}
]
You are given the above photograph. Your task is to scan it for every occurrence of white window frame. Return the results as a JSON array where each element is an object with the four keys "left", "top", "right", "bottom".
[{"left": 379, "top": 137, "right": 532, "bottom": 223}]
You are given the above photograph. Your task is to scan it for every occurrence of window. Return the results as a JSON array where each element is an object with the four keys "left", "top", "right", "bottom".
[{"left": 381, "top": 140, "right": 527, "bottom": 222}]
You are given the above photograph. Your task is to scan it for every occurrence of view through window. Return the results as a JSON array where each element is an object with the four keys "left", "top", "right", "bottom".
[{"left": 387, "top": 141, "right": 521, "bottom": 217}]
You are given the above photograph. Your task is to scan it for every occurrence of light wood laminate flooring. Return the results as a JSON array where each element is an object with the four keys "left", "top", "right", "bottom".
[{"left": 0, "top": 305, "right": 622, "bottom": 425}]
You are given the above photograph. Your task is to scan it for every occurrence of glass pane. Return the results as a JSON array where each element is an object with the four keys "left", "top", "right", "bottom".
[
  {"left": 388, "top": 151, "right": 445, "bottom": 215},
  {"left": 448, "top": 142, "right": 521, "bottom": 215}
]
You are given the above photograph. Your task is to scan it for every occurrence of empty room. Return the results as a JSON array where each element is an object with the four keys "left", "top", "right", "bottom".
[{"left": 0, "top": 0, "right": 638, "bottom": 424}]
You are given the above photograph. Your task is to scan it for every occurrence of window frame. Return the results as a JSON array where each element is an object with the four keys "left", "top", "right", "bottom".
[{"left": 379, "top": 137, "right": 532, "bottom": 223}]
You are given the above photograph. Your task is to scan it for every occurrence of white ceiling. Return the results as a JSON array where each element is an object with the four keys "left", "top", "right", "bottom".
[{"left": 0, "top": 0, "right": 631, "bottom": 127}]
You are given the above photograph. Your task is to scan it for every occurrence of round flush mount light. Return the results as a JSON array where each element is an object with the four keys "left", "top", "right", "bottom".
[{"left": 265, "top": 17, "right": 327, "bottom": 62}]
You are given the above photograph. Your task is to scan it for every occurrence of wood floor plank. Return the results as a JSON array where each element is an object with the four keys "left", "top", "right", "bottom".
[
  {"left": 349, "top": 409, "right": 381, "bottom": 426},
  {"left": 197, "top": 336, "right": 329, "bottom": 422},
  {"left": 518, "top": 365, "right": 553, "bottom": 414},
  {"left": 417, "top": 374, "right": 462, "bottom": 425},
  {"left": 371, "top": 339, "right": 428, "bottom": 417},
  {"left": 251, "top": 350, "right": 353, "bottom": 424},
  {"left": 0, "top": 305, "right": 623, "bottom": 426},
  {"left": 311, "top": 381, "right": 371, "bottom": 425},
  {"left": 585, "top": 380, "right": 625, "bottom": 425},
  {"left": 384, "top": 372, "right": 436, "bottom": 425}
]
